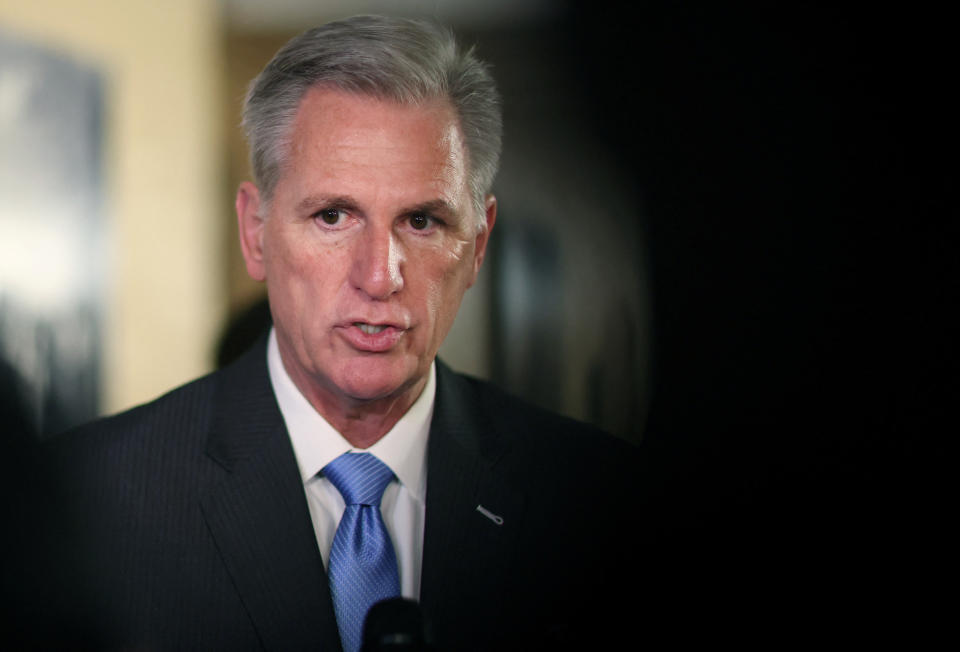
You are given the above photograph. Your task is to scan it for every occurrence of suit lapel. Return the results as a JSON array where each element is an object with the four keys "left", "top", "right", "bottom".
[
  {"left": 419, "top": 362, "right": 526, "bottom": 636},
  {"left": 200, "top": 341, "right": 341, "bottom": 651},
  {"left": 196, "top": 349, "right": 525, "bottom": 648}
]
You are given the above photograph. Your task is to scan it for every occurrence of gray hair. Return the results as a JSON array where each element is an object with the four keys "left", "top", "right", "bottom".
[{"left": 242, "top": 14, "right": 502, "bottom": 225}]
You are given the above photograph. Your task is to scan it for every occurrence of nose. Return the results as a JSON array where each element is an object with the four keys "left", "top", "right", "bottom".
[{"left": 349, "top": 224, "right": 404, "bottom": 300}]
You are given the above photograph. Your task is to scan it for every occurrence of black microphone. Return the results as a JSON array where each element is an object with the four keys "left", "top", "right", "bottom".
[{"left": 360, "top": 598, "right": 435, "bottom": 651}]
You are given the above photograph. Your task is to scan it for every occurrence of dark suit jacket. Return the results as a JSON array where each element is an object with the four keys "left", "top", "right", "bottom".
[{"left": 48, "top": 339, "right": 644, "bottom": 650}]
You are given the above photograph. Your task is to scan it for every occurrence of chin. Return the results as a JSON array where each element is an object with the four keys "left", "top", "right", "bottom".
[{"left": 333, "top": 356, "right": 422, "bottom": 403}]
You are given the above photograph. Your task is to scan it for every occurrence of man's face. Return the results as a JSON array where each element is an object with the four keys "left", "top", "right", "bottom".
[{"left": 237, "top": 87, "right": 495, "bottom": 420}]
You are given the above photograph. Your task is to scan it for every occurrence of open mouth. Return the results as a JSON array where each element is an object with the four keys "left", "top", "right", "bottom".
[
  {"left": 355, "top": 323, "right": 388, "bottom": 335},
  {"left": 342, "top": 321, "right": 405, "bottom": 352}
]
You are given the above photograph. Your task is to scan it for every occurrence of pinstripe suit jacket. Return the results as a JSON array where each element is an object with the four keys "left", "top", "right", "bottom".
[{"left": 51, "top": 338, "right": 644, "bottom": 650}]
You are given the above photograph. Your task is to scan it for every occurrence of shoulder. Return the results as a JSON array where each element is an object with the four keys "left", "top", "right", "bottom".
[
  {"left": 50, "top": 337, "right": 270, "bottom": 459},
  {"left": 436, "top": 359, "right": 628, "bottom": 437},
  {"left": 49, "top": 370, "right": 219, "bottom": 467},
  {"left": 434, "top": 360, "right": 642, "bottom": 476}
]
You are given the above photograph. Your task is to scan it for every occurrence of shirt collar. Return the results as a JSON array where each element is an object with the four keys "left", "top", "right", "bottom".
[{"left": 266, "top": 328, "right": 432, "bottom": 503}]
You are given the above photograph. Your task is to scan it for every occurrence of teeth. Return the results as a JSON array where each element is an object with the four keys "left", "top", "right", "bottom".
[{"left": 356, "top": 323, "right": 387, "bottom": 335}]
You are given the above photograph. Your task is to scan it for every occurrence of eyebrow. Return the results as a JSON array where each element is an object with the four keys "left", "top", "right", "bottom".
[
  {"left": 295, "top": 194, "right": 362, "bottom": 215},
  {"left": 296, "top": 194, "right": 460, "bottom": 221},
  {"left": 398, "top": 199, "right": 459, "bottom": 220}
]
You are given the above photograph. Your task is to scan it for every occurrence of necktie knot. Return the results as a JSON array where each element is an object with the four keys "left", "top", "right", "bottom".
[{"left": 323, "top": 452, "right": 394, "bottom": 506}]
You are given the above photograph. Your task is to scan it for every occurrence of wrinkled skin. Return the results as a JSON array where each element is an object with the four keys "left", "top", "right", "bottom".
[{"left": 237, "top": 87, "right": 496, "bottom": 447}]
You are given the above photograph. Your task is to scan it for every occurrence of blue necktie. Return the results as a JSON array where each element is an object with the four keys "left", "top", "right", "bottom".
[{"left": 324, "top": 452, "right": 401, "bottom": 652}]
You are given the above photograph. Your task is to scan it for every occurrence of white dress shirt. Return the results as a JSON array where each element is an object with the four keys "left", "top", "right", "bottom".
[{"left": 266, "top": 328, "right": 431, "bottom": 600}]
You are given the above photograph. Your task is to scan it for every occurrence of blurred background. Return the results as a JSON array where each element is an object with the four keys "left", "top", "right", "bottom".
[
  {"left": 0, "top": 0, "right": 950, "bottom": 624},
  {"left": 0, "top": 0, "right": 652, "bottom": 443}
]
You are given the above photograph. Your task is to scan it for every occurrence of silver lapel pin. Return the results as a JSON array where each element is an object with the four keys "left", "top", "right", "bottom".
[{"left": 475, "top": 504, "right": 504, "bottom": 525}]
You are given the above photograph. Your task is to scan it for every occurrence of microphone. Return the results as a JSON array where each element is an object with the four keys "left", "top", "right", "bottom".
[{"left": 360, "top": 598, "right": 435, "bottom": 651}]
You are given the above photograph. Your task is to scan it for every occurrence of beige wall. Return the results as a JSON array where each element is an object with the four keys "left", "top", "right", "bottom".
[{"left": 0, "top": 0, "right": 227, "bottom": 414}]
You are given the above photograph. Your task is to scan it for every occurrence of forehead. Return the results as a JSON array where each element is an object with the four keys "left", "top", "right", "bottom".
[{"left": 282, "top": 87, "right": 468, "bottom": 195}]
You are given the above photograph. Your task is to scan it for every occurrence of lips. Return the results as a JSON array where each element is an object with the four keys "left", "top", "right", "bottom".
[{"left": 339, "top": 321, "right": 406, "bottom": 352}]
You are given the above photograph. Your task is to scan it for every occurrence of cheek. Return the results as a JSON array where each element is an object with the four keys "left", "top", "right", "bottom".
[
  {"left": 418, "top": 239, "right": 474, "bottom": 329},
  {"left": 264, "top": 231, "right": 337, "bottom": 316}
]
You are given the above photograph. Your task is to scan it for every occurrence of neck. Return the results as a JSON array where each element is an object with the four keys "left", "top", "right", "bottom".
[
  {"left": 316, "top": 388, "right": 423, "bottom": 449},
  {"left": 283, "top": 366, "right": 428, "bottom": 451}
]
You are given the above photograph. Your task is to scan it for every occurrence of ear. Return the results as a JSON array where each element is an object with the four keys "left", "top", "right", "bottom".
[
  {"left": 467, "top": 194, "right": 497, "bottom": 288},
  {"left": 236, "top": 181, "right": 267, "bottom": 282}
]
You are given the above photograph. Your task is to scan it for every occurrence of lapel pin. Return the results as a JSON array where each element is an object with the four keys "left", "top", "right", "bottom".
[{"left": 475, "top": 504, "right": 504, "bottom": 526}]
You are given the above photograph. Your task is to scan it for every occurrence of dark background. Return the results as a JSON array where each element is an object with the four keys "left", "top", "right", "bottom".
[{"left": 556, "top": 0, "right": 950, "bottom": 620}]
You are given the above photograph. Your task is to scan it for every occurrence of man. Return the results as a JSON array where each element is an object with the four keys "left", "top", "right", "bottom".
[{"left": 51, "top": 15, "right": 644, "bottom": 651}]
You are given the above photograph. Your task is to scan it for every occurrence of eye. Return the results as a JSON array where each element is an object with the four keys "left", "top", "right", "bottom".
[
  {"left": 409, "top": 213, "right": 432, "bottom": 230},
  {"left": 317, "top": 208, "right": 344, "bottom": 225}
]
